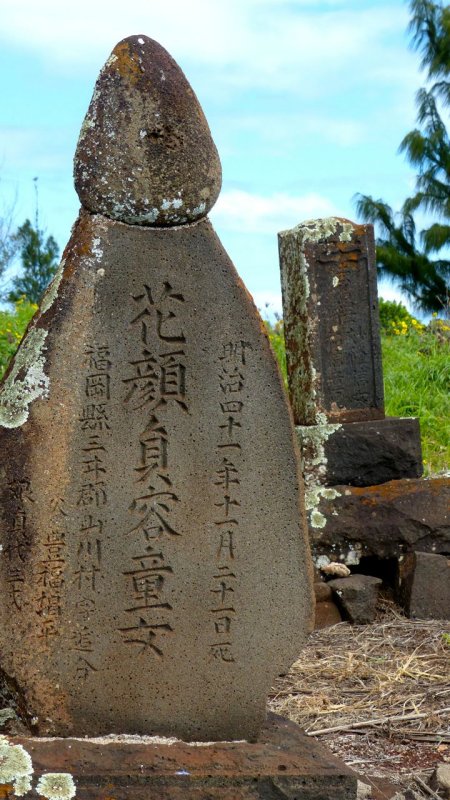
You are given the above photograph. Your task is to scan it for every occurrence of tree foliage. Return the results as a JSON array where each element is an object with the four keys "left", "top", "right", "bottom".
[
  {"left": 356, "top": 0, "right": 450, "bottom": 314},
  {"left": 7, "top": 219, "right": 59, "bottom": 305}
]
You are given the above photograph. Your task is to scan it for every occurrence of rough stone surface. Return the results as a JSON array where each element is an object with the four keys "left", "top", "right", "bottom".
[
  {"left": 74, "top": 35, "right": 221, "bottom": 226},
  {"left": 314, "top": 582, "right": 332, "bottom": 602},
  {"left": 0, "top": 715, "right": 357, "bottom": 800},
  {"left": 297, "top": 417, "right": 423, "bottom": 488},
  {"left": 279, "top": 217, "right": 384, "bottom": 425},
  {"left": 309, "top": 478, "right": 450, "bottom": 566},
  {"left": 431, "top": 764, "right": 450, "bottom": 798},
  {"left": 314, "top": 600, "right": 342, "bottom": 629},
  {"left": 328, "top": 575, "right": 382, "bottom": 624},
  {"left": 399, "top": 551, "right": 450, "bottom": 620},
  {"left": 0, "top": 210, "right": 313, "bottom": 741}
]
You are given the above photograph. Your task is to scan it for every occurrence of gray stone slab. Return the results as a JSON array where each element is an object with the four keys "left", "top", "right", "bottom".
[
  {"left": 297, "top": 417, "right": 423, "bottom": 488},
  {"left": 279, "top": 217, "right": 384, "bottom": 425},
  {"left": 0, "top": 34, "right": 313, "bottom": 743},
  {"left": 0, "top": 212, "right": 313, "bottom": 741},
  {"left": 328, "top": 575, "right": 382, "bottom": 624}
]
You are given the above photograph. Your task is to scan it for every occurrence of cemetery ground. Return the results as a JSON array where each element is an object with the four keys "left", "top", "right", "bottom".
[{"left": 269, "top": 597, "right": 450, "bottom": 796}]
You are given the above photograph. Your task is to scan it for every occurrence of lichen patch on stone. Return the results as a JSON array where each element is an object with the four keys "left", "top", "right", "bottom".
[
  {"left": 36, "top": 773, "right": 76, "bottom": 800},
  {"left": 40, "top": 259, "right": 66, "bottom": 314},
  {"left": 0, "top": 328, "right": 49, "bottom": 428},
  {"left": 0, "top": 738, "right": 33, "bottom": 796}
]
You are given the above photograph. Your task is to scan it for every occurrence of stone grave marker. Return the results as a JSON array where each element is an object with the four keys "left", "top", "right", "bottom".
[
  {"left": 279, "top": 217, "right": 384, "bottom": 426},
  {"left": 0, "top": 35, "right": 313, "bottom": 742},
  {"left": 279, "top": 217, "right": 423, "bottom": 494}
]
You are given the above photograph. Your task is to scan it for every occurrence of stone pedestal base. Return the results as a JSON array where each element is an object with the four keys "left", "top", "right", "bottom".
[
  {"left": 3, "top": 715, "right": 357, "bottom": 800},
  {"left": 297, "top": 417, "right": 423, "bottom": 488}
]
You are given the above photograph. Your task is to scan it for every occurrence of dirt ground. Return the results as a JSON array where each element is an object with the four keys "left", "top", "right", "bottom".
[{"left": 268, "top": 601, "right": 450, "bottom": 798}]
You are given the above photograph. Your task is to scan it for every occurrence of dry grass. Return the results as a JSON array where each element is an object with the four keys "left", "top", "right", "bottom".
[{"left": 268, "top": 601, "right": 450, "bottom": 790}]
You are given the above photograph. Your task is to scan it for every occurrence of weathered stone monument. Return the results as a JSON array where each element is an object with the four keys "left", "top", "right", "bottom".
[
  {"left": 279, "top": 218, "right": 449, "bottom": 624},
  {"left": 0, "top": 35, "right": 314, "bottom": 745}
]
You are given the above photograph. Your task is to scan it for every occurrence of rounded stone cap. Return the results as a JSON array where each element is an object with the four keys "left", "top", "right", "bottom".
[{"left": 74, "top": 35, "right": 222, "bottom": 226}]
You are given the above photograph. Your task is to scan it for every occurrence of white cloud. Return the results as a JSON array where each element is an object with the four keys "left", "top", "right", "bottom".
[
  {"left": 0, "top": 0, "right": 414, "bottom": 97},
  {"left": 211, "top": 189, "right": 337, "bottom": 234}
]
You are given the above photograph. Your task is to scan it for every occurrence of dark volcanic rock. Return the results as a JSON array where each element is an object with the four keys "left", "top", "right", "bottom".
[
  {"left": 297, "top": 417, "right": 423, "bottom": 488},
  {"left": 309, "top": 478, "right": 450, "bottom": 564},
  {"left": 399, "top": 551, "right": 450, "bottom": 620},
  {"left": 328, "top": 575, "right": 382, "bottom": 624},
  {"left": 74, "top": 35, "right": 221, "bottom": 226}
]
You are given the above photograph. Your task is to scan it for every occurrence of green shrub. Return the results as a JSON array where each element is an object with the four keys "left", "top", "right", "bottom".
[
  {"left": 264, "top": 317, "right": 287, "bottom": 387},
  {"left": 378, "top": 298, "right": 426, "bottom": 336},
  {"left": 0, "top": 299, "right": 38, "bottom": 378}
]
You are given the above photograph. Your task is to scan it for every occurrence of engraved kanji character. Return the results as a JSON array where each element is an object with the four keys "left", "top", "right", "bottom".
[
  {"left": 76, "top": 482, "right": 107, "bottom": 508},
  {"left": 218, "top": 416, "right": 241, "bottom": 449},
  {"left": 210, "top": 581, "right": 235, "bottom": 607},
  {"left": 131, "top": 282, "right": 185, "bottom": 344},
  {"left": 219, "top": 341, "right": 252, "bottom": 366},
  {"left": 159, "top": 351, "right": 187, "bottom": 411},
  {"left": 73, "top": 564, "right": 100, "bottom": 591},
  {"left": 129, "top": 490, "right": 180, "bottom": 538},
  {"left": 220, "top": 400, "right": 243, "bottom": 414},
  {"left": 80, "top": 515, "right": 103, "bottom": 538},
  {"left": 217, "top": 530, "right": 235, "bottom": 560},
  {"left": 214, "top": 458, "right": 239, "bottom": 490},
  {"left": 85, "top": 373, "right": 110, "bottom": 399},
  {"left": 77, "top": 538, "right": 101, "bottom": 568},
  {"left": 7, "top": 569, "right": 24, "bottom": 610},
  {"left": 49, "top": 497, "right": 68, "bottom": 516},
  {"left": 214, "top": 494, "right": 240, "bottom": 522},
  {"left": 79, "top": 403, "right": 110, "bottom": 431},
  {"left": 75, "top": 597, "right": 96, "bottom": 621},
  {"left": 210, "top": 643, "right": 235, "bottom": 663},
  {"left": 36, "top": 560, "right": 64, "bottom": 589},
  {"left": 119, "top": 619, "right": 173, "bottom": 656},
  {"left": 35, "top": 590, "right": 62, "bottom": 618},
  {"left": 38, "top": 617, "right": 59, "bottom": 644},
  {"left": 84, "top": 343, "right": 111, "bottom": 372},
  {"left": 136, "top": 416, "right": 169, "bottom": 482},
  {"left": 82, "top": 435, "right": 106, "bottom": 453},
  {"left": 71, "top": 626, "right": 94, "bottom": 653},
  {"left": 123, "top": 350, "right": 158, "bottom": 409},
  {"left": 82, "top": 453, "right": 106, "bottom": 480},
  {"left": 11, "top": 511, "right": 26, "bottom": 531},
  {"left": 76, "top": 656, "right": 98, "bottom": 681},
  {"left": 6, "top": 479, "right": 34, "bottom": 504},
  {"left": 213, "top": 615, "right": 233, "bottom": 635},
  {"left": 124, "top": 550, "right": 173, "bottom": 612},
  {"left": 219, "top": 368, "right": 244, "bottom": 395}
]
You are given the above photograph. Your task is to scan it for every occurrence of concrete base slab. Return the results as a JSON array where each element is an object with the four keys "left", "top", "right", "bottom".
[{"left": 2, "top": 714, "right": 357, "bottom": 800}]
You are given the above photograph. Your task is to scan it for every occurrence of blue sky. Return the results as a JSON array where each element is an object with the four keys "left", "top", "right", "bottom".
[{"left": 0, "top": 0, "right": 425, "bottom": 315}]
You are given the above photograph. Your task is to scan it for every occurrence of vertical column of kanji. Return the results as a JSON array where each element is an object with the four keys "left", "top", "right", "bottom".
[
  {"left": 119, "top": 282, "right": 188, "bottom": 659},
  {"left": 208, "top": 341, "right": 252, "bottom": 665},
  {"left": 70, "top": 341, "right": 112, "bottom": 682}
]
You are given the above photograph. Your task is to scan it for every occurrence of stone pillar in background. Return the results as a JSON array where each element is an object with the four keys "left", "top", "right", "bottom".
[
  {"left": 279, "top": 217, "right": 384, "bottom": 427},
  {"left": 279, "top": 217, "right": 424, "bottom": 567},
  {"left": 0, "top": 35, "right": 313, "bottom": 742}
]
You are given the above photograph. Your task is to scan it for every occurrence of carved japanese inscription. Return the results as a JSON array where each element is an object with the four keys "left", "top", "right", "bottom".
[{"left": 0, "top": 34, "right": 312, "bottom": 742}]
